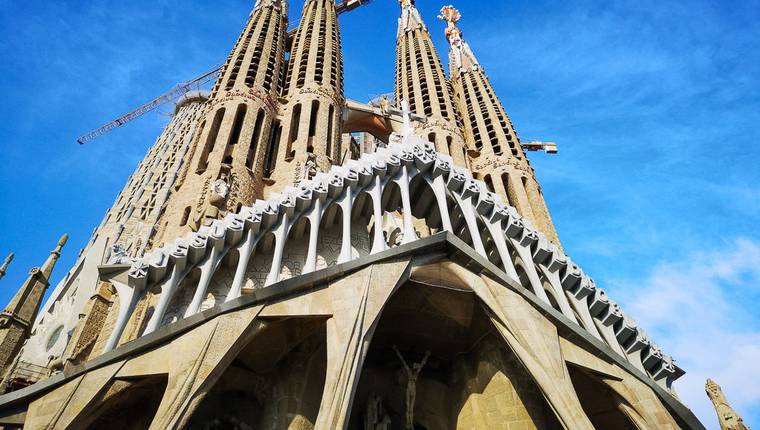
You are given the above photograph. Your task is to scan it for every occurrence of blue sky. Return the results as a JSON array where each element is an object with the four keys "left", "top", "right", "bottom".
[{"left": 0, "top": 0, "right": 758, "bottom": 427}]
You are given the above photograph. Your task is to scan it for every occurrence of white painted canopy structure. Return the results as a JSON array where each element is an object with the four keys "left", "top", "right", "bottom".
[{"left": 100, "top": 119, "right": 680, "bottom": 393}]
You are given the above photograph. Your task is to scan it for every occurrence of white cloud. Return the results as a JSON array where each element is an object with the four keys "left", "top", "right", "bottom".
[{"left": 612, "top": 238, "right": 760, "bottom": 429}]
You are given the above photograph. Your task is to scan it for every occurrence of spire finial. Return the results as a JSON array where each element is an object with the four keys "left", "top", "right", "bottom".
[
  {"left": 438, "top": 5, "right": 479, "bottom": 76},
  {"left": 438, "top": 5, "right": 462, "bottom": 28},
  {"left": 398, "top": 0, "right": 424, "bottom": 34},
  {"left": 0, "top": 253, "right": 13, "bottom": 280},
  {"left": 41, "top": 233, "right": 68, "bottom": 280}
]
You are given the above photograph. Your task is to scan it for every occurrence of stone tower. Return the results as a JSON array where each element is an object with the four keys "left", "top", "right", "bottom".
[
  {"left": 394, "top": 0, "right": 468, "bottom": 167},
  {"left": 159, "top": 0, "right": 289, "bottom": 237},
  {"left": 0, "top": 235, "right": 66, "bottom": 380},
  {"left": 11, "top": 92, "right": 208, "bottom": 381},
  {"left": 706, "top": 379, "right": 750, "bottom": 430},
  {"left": 439, "top": 6, "right": 560, "bottom": 245},
  {"left": 0, "top": 254, "right": 12, "bottom": 281},
  {"left": 269, "top": 0, "right": 345, "bottom": 193}
]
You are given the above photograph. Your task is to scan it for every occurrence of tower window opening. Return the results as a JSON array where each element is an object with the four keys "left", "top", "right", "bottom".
[
  {"left": 308, "top": 100, "right": 320, "bottom": 153},
  {"left": 180, "top": 206, "right": 192, "bottom": 227},
  {"left": 326, "top": 105, "right": 335, "bottom": 160},
  {"left": 228, "top": 104, "right": 248, "bottom": 147},
  {"left": 501, "top": 173, "right": 512, "bottom": 206},
  {"left": 246, "top": 109, "right": 265, "bottom": 170},
  {"left": 484, "top": 175, "right": 495, "bottom": 193},
  {"left": 287, "top": 104, "right": 302, "bottom": 159},
  {"left": 265, "top": 121, "right": 282, "bottom": 178},
  {"left": 197, "top": 108, "right": 226, "bottom": 173}
]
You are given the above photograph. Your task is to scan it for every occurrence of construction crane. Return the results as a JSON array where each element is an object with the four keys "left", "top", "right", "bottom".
[
  {"left": 522, "top": 141, "right": 558, "bottom": 154},
  {"left": 77, "top": 68, "right": 221, "bottom": 145},
  {"left": 77, "top": 0, "right": 372, "bottom": 146}
]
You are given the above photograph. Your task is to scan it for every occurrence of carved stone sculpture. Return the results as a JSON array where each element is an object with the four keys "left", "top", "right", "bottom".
[
  {"left": 364, "top": 392, "right": 392, "bottom": 430},
  {"left": 706, "top": 379, "right": 750, "bottom": 430},
  {"left": 107, "top": 244, "right": 130, "bottom": 265},
  {"left": 196, "top": 173, "right": 231, "bottom": 228},
  {"left": 393, "top": 346, "right": 430, "bottom": 430}
]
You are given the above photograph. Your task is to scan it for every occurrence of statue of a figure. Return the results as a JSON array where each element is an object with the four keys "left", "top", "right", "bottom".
[
  {"left": 196, "top": 173, "right": 231, "bottom": 228},
  {"left": 364, "top": 392, "right": 392, "bottom": 430},
  {"left": 393, "top": 346, "right": 430, "bottom": 430},
  {"left": 379, "top": 95, "right": 391, "bottom": 116},
  {"left": 305, "top": 154, "right": 318, "bottom": 180},
  {"left": 108, "top": 243, "right": 130, "bottom": 265},
  {"left": 211, "top": 174, "right": 230, "bottom": 204}
]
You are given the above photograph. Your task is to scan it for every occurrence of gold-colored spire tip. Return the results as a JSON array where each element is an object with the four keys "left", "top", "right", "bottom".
[{"left": 58, "top": 234, "right": 69, "bottom": 247}]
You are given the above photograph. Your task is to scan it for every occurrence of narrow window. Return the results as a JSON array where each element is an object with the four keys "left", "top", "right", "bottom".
[
  {"left": 501, "top": 173, "right": 512, "bottom": 206},
  {"left": 326, "top": 105, "right": 334, "bottom": 159},
  {"left": 308, "top": 100, "right": 319, "bottom": 153},
  {"left": 246, "top": 109, "right": 265, "bottom": 169},
  {"left": 224, "top": 104, "right": 248, "bottom": 165},
  {"left": 286, "top": 104, "right": 301, "bottom": 158},
  {"left": 484, "top": 175, "right": 495, "bottom": 193},
  {"left": 428, "top": 133, "right": 436, "bottom": 151},
  {"left": 446, "top": 136, "right": 453, "bottom": 157},
  {"left": 265, "top": 121, "right": 282, "bottom": 177},
  {"left": 197, "top": 108, "right": 225, "bottom": 173},
  {"left": 180, "top": 207, "right": 192, "bottom": 227},
  {"left": 228, "top": 104, "right": 247, "bottom": 147}
]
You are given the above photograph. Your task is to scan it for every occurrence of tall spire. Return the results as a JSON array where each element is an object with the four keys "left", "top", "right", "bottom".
[
  {"left": 269, "top": 0, "right": 346, "bottom": 194},
  {"left": 41, "top": 234, "right": 67, "bottom": 280},
  {"left": 0, "top": 254, "right": 13, "bottom": 281},
  {"left": 706, "top": 379, "right": 750, "bottom": 430},
  {"left": 158, "top": 0, "right": 289, "bottom": 237},
  {"left": 440, "top": 5, "right": 562, "bottom": 246},
  {"left": 393, "top": 0, "right": 468, "bottom": 167}
]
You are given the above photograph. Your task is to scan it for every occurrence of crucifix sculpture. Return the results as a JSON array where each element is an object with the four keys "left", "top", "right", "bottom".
[{"left": 393, "top": 345, "right": 430, "bottom": 430}]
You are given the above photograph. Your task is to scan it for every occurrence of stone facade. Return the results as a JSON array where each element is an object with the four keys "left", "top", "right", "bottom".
[
  {"left": 15, "top": 91, "right": 207, "bottom": 381},
  {"left": 0, "top": 1, "right": 710, "bottom": 429}
]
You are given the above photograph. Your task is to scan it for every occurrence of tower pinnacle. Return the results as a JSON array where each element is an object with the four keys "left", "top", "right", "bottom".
[
  {"left": 393, "top": 0, "right": 468, "bottom": 166},
  {"left": 0, "top": 254, "right": 13, "bottom": 281},
  {"left": 706, "top": 379, "right": 750, "bottom": 430},
  {"left": 398, "top": 0, "right": 425, "bottom": 36},
  {"left": 438, "top": 6, "right": 479, "bottom": 78},
  {"left": 41, "top": 234, "right": 67, "bottom": 281},
  {"left": 0, "top": 234, "right": 68, "bottom": 380}
]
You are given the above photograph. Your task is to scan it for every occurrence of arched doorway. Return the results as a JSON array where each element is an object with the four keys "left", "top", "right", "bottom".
[
  {"left": 567, "top": 364, "right": 642, "bottom": 430},
  {"left": 349, "top": 281, "right": 562, "bottom": 429},
  {"left": 186, "top": 317, "right": 328, "bottom": 429}
]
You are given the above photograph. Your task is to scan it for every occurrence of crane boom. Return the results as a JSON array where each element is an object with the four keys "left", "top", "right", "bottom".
[{"left": 77, "top": 67, "right": 220, "bottom": 145}]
